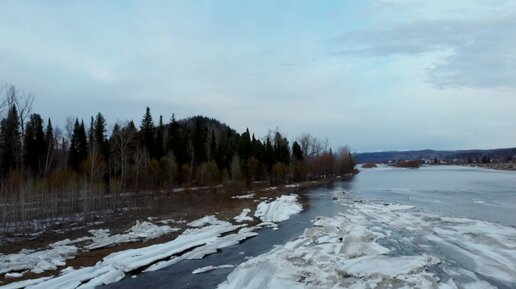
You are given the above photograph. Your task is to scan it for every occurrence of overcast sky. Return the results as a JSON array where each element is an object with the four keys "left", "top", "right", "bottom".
[{"left": 1, "top": 0, "right": 515, "bottom": 152}]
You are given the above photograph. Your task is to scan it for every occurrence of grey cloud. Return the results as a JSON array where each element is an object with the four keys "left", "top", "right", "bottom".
[{"left": 334, "top": 16, "right": 516, "bottom": 89}]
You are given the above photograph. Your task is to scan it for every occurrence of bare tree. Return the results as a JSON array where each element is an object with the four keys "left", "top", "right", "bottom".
[
  {"left": 111, "top": 121, "right": 136, "bottom": 189},
  {"left": 2, "top": 84, "right": 34, "bottom": 139},
  {"left": 297, "top": 133, "right": 328, "bottom": 159}
]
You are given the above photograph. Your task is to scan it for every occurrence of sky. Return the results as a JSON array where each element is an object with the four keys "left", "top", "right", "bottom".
[{"left": 0, "top": 0, "right": 515, "bottom": 152}]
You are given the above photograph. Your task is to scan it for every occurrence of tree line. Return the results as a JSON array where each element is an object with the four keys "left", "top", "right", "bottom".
[{"left": 0, "top": 84, "right": 356, "bottom": 230}]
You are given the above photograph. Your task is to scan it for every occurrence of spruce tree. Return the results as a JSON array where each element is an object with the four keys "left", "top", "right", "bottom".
[
  {"left": 23, "top": 113, "right": 46, "bottom": 174},
  {"left": 140, "top": 107, "right": 155, "bottom": 158},
  {"left": 0, "top": 105, "right": 22, "bottom": 174},
  {"left": 155, "top": 115, "right": 164, "bottom": 160},
  {"left": 93, "top": 112, "right": 109, "bottom": 160},
  {"left": 44, "top": 118, "right": 55, "bottom": 173},
  {"left": 292, "top": 141, "right": 303, "bottom": 161},
  {"left": 69, "top": 119, "right": 88, "bottom": 171}
]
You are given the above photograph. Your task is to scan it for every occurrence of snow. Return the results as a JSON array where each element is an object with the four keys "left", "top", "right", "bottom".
[
  {"left": 5, "top": 216, "right": 258, "bottom": 289},
  {"left": 192, "top": 265, "right": 234, "bottom": 274},
  {"left": 231, "top": 193, "right": 255, "bottom": 199},
  {"left": 284, "top": 184, "right": 299, "bottom": 188},
  {"left": 187, "top": 215, "right": 228, "bottom": 227},
  {"left": 234, "top": 209, "right": 253, "bottom": 223},
  {"left": 254, "top": 194, "right": 303, "bottom": 222},
  {"left": 86, "top": 221, "right": 178, "bottom": 250},
  {"left": 0, "top": 243, "right": 78, "bottom": 275},
  {"left": 219, "top": 193, "right": 516, "bottom": 289},
  {"left": 0, "top": 221, "right": 177, "bottom": 279}
]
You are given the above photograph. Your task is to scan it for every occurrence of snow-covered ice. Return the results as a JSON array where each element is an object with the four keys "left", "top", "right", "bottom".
[
  {"left": 87, "top": 221, "right": 179, "bottom": 250},
  {"left": 254, "top": 194, "right": 303, "bottom": 222},
  {"left": 0, "top": 242, "right": 78, "bottom": 275},
  {"left": 234, "top": 209, "right": 253, "bottom": 223},
  {"left": 219, "top": 193, "right": 516, "bottom": 289}
]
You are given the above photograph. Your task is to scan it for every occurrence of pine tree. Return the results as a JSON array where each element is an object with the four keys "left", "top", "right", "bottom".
[
  {"left": 0, "top": 105, "right": 22, "bottom": 174},
  {"left": 265, "top": 137, "right": 274, "bottom": 170},
  {"left": 191, "top": 117, "right": 206, "bottom": 164},
  {"left": 93, "top": 112, "right": 109, "bottom": 160},
  {"left": 140, "top": 107, "right": 155, "bottom": 158},
  {"left": 238, "top": 128, "right": 252, "bottom": 160},
  {"left": 292, "top": 141, "right": 303, "bottom": 161},
  {"left": 69, "top": 119, "right": 88, "bottom": 171},
  {"left": 209, "top": 130, "right": 217, "bottom": 161},
  {"left": 23, "top": 113, "right": 46, "bottom": 174},
  {"left": 166, "top": 114, "right": 187, "bottom": 166},
  {"left": 44, "top": 118, "right": 55, "bottom": 173},
  {"left": 155, "top": 115, "right": 164, "bottom": 160}
]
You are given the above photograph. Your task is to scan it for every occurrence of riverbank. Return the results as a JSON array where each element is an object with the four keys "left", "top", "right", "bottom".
[
  {"left": 467, "top": 163, "right": 516, "bottom": 171},
  {"left": 0, "top": 177, "right": 346, "bottom": 287}
]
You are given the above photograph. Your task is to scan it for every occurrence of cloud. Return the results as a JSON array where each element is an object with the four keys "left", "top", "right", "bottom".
[{"left": 334, "top": 14, "right": 516, "bottom": 89}]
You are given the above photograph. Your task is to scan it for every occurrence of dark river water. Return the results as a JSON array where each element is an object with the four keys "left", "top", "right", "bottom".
[{"left": 101, "top": 165, "right": 516, "bottom": 289}]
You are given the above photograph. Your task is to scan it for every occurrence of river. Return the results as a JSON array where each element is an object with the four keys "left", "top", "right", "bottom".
[{"left": 101, "top": 165, "right": 516, "bottom": 289}]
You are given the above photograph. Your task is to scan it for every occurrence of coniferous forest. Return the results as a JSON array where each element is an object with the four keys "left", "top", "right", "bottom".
[{"left": 0, "top": 85, "right": 356, "bottom": 231}]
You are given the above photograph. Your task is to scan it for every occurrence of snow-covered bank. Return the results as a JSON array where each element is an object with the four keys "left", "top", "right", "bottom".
[
  {"left": 0, "top": 221, "right": 177, "bottom": 280},
  {"left": 3, "top": 194, "right": 304, "bottom": 289},
  {"left": 218, "top": 192, "right": 516, "bottom": 289}
]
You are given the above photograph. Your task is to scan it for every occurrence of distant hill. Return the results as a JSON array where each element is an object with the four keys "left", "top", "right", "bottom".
[{"left": 354, "top": 147, "right": 516, "bottom": 163}]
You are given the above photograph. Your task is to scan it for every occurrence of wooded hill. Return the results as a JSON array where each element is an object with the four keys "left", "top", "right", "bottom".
[{"left": 0, "top": 85, "right": 356, "bottom": 230}]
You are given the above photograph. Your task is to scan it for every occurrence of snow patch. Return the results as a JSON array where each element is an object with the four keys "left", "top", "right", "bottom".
[
  {"left": 231, "top": 193, "right": 255, "bottom": 199},
  {"left": 234, "top": 209, "right": 253, "bottom": 223}
]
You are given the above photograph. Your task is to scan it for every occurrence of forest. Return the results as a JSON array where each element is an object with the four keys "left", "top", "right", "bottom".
[{"left": 0, "top": 84, "right": 356, "bottom": 232}]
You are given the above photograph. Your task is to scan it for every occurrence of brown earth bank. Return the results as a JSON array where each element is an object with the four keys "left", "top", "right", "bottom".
[{"left": 0, "top": 176, "right": 352, "bottom": 286}]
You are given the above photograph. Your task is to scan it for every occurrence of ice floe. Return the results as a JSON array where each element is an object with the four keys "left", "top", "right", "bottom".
[
  {"left": 0, "top": 242, "right": 78, "bottom": 275},
  {"left": 192, "top": 265, "right": 235, "bottom": 274},
  {"left": 254, "top": 194, "right": 303, "bottom": 222},
  {"left": 87, "top": 221, "right": 179, "bottom": 250},
  {"left": 219, "top": 193, "right": 516, "bottom": 289}
]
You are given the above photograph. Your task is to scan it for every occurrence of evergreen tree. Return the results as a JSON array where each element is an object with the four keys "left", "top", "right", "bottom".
[
  {"left": 93, "top": 112, "right": 109, "bottom": 159},
  {"left": 265, "top": 137, "right": 274, "bottom": 170},
  {"left": 44, "top": 118, "right": 55, "bottom": 173},
  {"left": 273, "top": 131, "right": 290, "bottom": 165},
  {"left": 292, "top": 141, "right": 303, "bottom": 161},
  {"left": 23, "top": 113, "right": 46, "bottom": 174},
  {"left": 140, "top": 107, "right": 155, "bottom": 158},
  {"left": 155, "top": 115, "right": 164, "bottom": 160},
  {"left": 238, "top": 128, "right": 252, "bottom": 160},
  {"left": 209, "top": 130, "right": 217, "bottom": 161},
  {"left": 69, "top": 119, "right": 88, "bottom": 170},
  {"left": 167, "top": 114, "right": 187, "bottom": 166},
  {"left": 191, "top": 117, "right": 207, "bottom": 164},
  {"left": 0, "top": 105, "right": 22, "bottom": 174}
]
